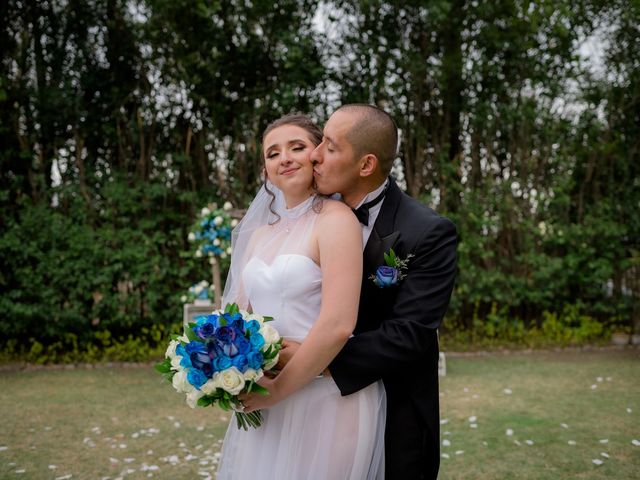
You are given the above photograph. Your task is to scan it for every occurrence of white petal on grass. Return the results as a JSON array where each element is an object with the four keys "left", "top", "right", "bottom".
[
  {"left": 514, "top": 440, "right": 521, "bottom": 446},
  {"left": 441, "top": 453, "right": 450, "bottom": 459},
  {"left": 472, "top": 394, "right": 479, "bottom": 399},
  {"left": 197, "top": 426, "right": 205, "bottom": 432},
  {"left": 55, "top": 475, "right": 72, "bottom": 480},
  {"left": 442, "top": 439, "right": 451, "bottom": 447},
  {"left": 455, "top": 450, "right": 464, "bottom": 455},
  {"left": 596, "top": 376, "right": 603, "bottom": 382},
  {"left": 600, "top": 452, "right": 610, "bottom": 458},
  {"left": 132, "top": 433, "right": 140, "bottom": 439},
  {"left": 174, "top": 422, "right": 181, "bottom": 428},
  {"left": 468, "top": 416, "right": 477, "bottom": 423},
  {"left": 590, "top": 384, "right": 598, "bottom": 390},
  {"left": 568, "top": 440, "right": 577, "bottom": 445},
  {"left": 592, "top": 459, "right": 604, "bottom": 465},
  {"left": 606, "top": 376, "right": 612, "bottom": 381},
  {"left": 119, "top": 444, "right": 127, "bottom": 449},
  {"left": 0, "top": 446, "right": 7, "bottom": 452},
  {"left": 627, "top": 408, "right": 632, "bottom": 414},
  {"left": 525, "top": 440, "right": 534, "bottom": 445},
  {"left": 463, "top": 387, "right": 469, "bottom": 392},
  {"left": 440, "top": 418, "right": 449, "bottom": 425},
  {"left": 15, "top": 470, "right": 25, "bottom": 474},
  {"left": 506, "top": 429, "right": 514, "bottom": 436},
  {"left": 124, "top": 458, "right": 135, "bottom": 463},
  {"left": 470, "top": 424, "right": 478, "bottom": 429},
  {"left": 632, "top": 439, "right": 640, "bottom": 446},
  {"left": 443, "top": 431, "right": 451, "bottom": 436},
  {"left": 109, "top": 458, "right": 119, "bottom": 464},
  {"left": 599, "top": 439, "right": 609, "bottom": 444},
  {"left": 49, "top": 465, "right": 57, "bottom": 470},
  {"left": 503, "top": 388, "right": 512, "bottom": 395},
  {"left": 561, "top": 423, "right": 569, "bottom": 429}
]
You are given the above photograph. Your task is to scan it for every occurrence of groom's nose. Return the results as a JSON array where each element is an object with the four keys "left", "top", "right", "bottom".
[{"left": 310, "top": 144, "right": 322, "bottom": 165}]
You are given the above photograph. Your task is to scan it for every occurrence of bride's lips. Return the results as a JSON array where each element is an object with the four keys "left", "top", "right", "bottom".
[{"left": 280, "top": 167, "right": 299, "bottom": 176}]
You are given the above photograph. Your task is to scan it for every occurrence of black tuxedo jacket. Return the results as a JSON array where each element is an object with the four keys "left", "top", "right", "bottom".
[{"left": 329, "top": 178, "right": 457, "bottom": 480}]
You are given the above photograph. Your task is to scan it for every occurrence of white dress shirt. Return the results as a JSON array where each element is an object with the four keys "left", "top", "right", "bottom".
[{"left": 353, "top": 179, "right": 389, "bottom": 248}]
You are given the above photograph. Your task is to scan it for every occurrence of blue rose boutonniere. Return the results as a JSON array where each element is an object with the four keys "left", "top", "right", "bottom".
[{"left": 369, "top": 249, "right": 414, "bottom": 288}]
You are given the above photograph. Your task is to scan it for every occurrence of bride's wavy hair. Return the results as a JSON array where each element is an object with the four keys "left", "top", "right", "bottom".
[{"left": 261, "top": 113, "right": 324, "bottom": 224}]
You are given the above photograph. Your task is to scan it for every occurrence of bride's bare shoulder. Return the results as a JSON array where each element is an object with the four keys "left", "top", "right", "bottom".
[{"left": 319, "top": 198, "right": 352, "bottom": 216}]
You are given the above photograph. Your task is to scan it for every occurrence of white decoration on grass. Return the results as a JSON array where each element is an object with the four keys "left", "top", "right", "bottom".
[
  {"left": 632, "top": 439, "right": 640, "bottom": 446},
  {"left": 561, "top": 423, "right": 569, "bottom": 429},
  {"left": 568, "top": 440, "right": 576, "bottom": 445},
  {"left": 468, "top": 416, "right": 477, "bottom": 422},
  {"left": 470, "top": 424, "right": 478, "bottom": 429},
  {"left": 600, "top": 452, "right": 610, "bottom": 458},
  {"left": 503, "top": 388, "right": 512, "bottom": 395},
  {"left": 592, "top": 459, "right": 603, "bottom": 465},
  {"left": 440, "top": 418, "right": 449, "bottom": 425},
  {"left": 442, "top": 453, "right": 450, "bottom": 459},
  {"left": 525, "top": 440, "right": 534, "bottom": 445},
  {"left": 455, "top": 450, "right": 464, "bottom": 455},
  {"left": 599, "top": 439, "right": 609, "bottom": 444},
  {"left": 506, "top": 428, "right": 514, "bottom": 436},
  {"left": 442, "top": 439, "right": 451, "bottom": 447},
  {"left": 590, "top": 384, "right": 598, "bottom": 390}
]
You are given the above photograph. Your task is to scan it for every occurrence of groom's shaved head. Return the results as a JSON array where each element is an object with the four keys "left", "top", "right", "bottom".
[{"left": 335, "top": 104, "right": 398, "bottom": 176}]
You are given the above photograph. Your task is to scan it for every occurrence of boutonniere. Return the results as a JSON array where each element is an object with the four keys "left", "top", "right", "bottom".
[{"left": 369, "top": 249, "right": 414, "bottom": 288}]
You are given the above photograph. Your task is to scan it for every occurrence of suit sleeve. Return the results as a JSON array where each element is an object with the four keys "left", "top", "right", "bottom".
[{"left": 329, "top": 215, "right": 457, "bottom": 396}]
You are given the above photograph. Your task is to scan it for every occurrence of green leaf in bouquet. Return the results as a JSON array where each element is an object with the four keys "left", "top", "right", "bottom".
[
  {"left": 154, "top": 358, "right": 172, "bottom": 374},
  {"left": 224, "top": 303, "right": 240, "bottom": 315},
  {"left": 186, "top": 323, "right": 199, "bottom": 342},
  {"left": 263, "top": 316, "right": 274, "bottom": 322},
  {"left": 249, "top": 384, "right": 269, "bottom": 396}
]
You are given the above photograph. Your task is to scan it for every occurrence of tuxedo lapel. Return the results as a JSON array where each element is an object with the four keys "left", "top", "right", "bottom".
[{"left": 362, "top": 177, "right": 402, "bottom": 283}]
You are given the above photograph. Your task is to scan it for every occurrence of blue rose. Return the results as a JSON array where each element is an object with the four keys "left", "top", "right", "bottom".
[
  {"left": 247, "top": 350, "right": 264, "bottom": 370},
  {"left": 214, "top": 325, "right": 236, "bottom": 344},
  {"left": 213, "top": 355, "right": 232, "bottom": 372},
  {"left": 222, "top": 342, "right": 239, "bottom": 357},
  {"left": 232, "top": 354, "right": 249, "bottom": 372},
  {"left": 245, "top": 320, "right": 261, "bottom": 334},
  {"left": 374, "top": 266, "right": 398, "bottom": 288},
  {"left": 187, "top": 368, "right": 208, "bottom": 389},
  {"left": 185, "top": 341, "right": 207, "bottom": 355},
  {"left": 196, "top": 322, "right": 215, "bottom": 339},
  {"left": 190, "top": 351, "right": 213, "bottom": 377},
  {"left": 249, "top": 332, "right": 265, "bottom": 350},
  {"left": 234, "top": 335, "right": 251, "bottom": 355}
]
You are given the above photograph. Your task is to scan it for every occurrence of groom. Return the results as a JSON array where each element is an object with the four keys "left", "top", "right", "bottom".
[{"left": 281, "top": 104, "right": 457, "bottom": 479}]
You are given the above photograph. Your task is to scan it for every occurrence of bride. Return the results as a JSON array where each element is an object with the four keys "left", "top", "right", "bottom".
[{"left": 216, "top": 114, "right": 386, "bottom": 479}]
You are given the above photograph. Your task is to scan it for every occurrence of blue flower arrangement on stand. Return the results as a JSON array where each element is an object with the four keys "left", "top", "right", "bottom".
[{"left": 187, "top": 201, "right": 239, "bottom": 307}]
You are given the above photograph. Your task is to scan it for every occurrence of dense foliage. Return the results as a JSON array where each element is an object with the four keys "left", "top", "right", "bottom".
[{"left": 1, "top": 0, "right": 637, "bottom": 359}]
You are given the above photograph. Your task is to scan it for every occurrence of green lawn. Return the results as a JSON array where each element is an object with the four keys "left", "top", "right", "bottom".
[{"left": 0, "top": 349, "right": 638, "bottom": 479}]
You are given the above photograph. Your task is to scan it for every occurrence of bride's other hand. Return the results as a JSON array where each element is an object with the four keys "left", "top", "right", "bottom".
[
  {"left": 238, "top": 376, "right": 281, "bottom": 412},
  {"left": 276, "top": 339, "right": 300, "bottom": 370}
]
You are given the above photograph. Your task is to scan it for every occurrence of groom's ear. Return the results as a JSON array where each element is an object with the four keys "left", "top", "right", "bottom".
[{"left": 359, "top": 153, "right": 378, "bottom": 178}]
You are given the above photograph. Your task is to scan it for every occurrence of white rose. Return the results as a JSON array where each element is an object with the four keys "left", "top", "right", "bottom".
[
  {"left": 220, "top": 252, "right": 228, "bottom": 259},
  {"left": 201, "top": 207, "right": 210, "bottom": 216},
  {"left": 231, "top": 219, "right": 239, "bottom": 228},
  {"left": 214, "top": 216, "right": 224, "bottom": 226},
  {"left": 195, "top": 249, "right": 203, "bottom": 258},
  {"left": 259, "top": 323, "right": 280, "bottom": 346},
  {"left": 180, "top": 295, "right": 187, "bottom": 303},
  {"left": 264, "top": 353, "right": 279, "bottom": 371},
  {"left": 177, "top": 334, "right": 189, "bottom": 343},
  {"left": 223, "top": 201, "right": 233, "bottom": 211},
  {"left": 187, "top": 232, "right": 196, "bottom": 242},
  {"left": 212, "top": 367, "right": 245, "bottom": 395},
  {"left": 165, "top": 339, "right": 179, "bottom": 359},
  {"left": 200, "top": 378, "right": 219, "bottom": 395},
  {"left": 186, "top": 389, "right": 204, "bottom": 409},
  {"left": 170, "top": 354, "right": 182, "bottom": 370},
  {"left": 243, "top": 368, "right": 264, "bottom": 382},
  {"left": 226, "top": 247, "right": 232, "bottom": 255},
  {"left": 213, "top": 238, "right": 221, "bottom": 246},
  {"left": 245, "top": 313, "right": 264, "bottom": 325},
  {"left": 172, "top": 369, "right": 193, "bottom": 394}
]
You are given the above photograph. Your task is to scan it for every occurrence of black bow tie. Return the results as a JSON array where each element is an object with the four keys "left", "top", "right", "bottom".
[{"left": 352, "top": 183, "right": 389, "bottom": 226}]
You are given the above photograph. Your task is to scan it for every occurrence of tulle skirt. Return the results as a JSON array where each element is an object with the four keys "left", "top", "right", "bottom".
[{"left": 216, "top": 377, "right": 386, "bottom": 479}]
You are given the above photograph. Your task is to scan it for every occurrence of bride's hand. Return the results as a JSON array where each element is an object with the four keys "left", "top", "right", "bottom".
[
  {"left": 238, "top": 376, "right": 281, "bottom": 413},
  {"left": 276, "top": 339, "right": 301, "bottom": 370}
]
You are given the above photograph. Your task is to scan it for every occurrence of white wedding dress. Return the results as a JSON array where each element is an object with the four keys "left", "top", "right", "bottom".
[{"left": 217, "top": 197, "right": 386, "bottom": 480}]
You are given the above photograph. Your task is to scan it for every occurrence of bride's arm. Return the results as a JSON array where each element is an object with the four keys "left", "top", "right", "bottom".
[{"left": 241, "top": 202, "right": 362, "bottom": 410}]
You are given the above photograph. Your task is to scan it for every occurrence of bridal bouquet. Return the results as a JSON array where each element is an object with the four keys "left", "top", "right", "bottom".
[{"left": 156, "top": 303, "right": 282, "bottom": 430}]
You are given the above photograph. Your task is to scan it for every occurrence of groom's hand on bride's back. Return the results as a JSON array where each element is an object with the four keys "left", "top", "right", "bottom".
[{"left": 276, "top": 339, "right": 300, "bottom": 370}]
